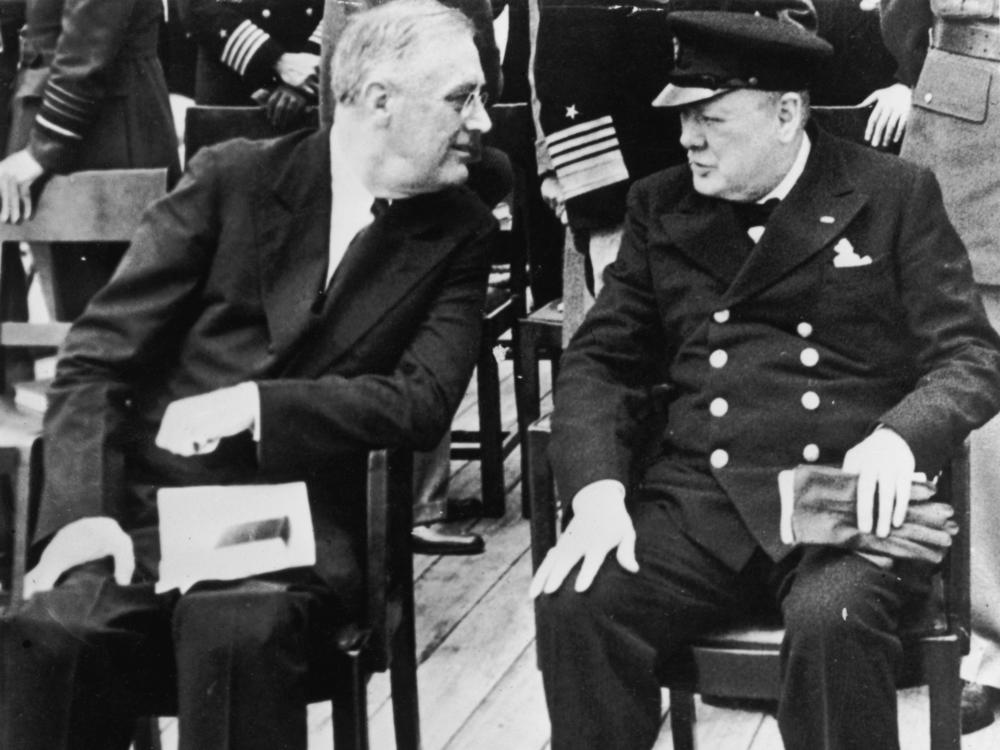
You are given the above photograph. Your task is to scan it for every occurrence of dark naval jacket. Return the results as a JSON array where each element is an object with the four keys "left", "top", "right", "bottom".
[{"left": 550, "top": 125, "right": 1000, "bottom": 570}]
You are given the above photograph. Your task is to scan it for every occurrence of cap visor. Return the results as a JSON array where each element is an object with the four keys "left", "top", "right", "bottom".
[{"left": 652, "top": 84, "right": 729, "bottom": 108}]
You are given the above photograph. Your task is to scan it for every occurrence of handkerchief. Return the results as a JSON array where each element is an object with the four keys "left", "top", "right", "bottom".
[{"left": 778, "top": 465, "right": 957, "bottom": 565}]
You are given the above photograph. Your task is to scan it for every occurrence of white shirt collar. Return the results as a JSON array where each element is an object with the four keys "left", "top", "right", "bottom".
[{"left": 759, "top": 132, "right": 811, "bottom": 204}]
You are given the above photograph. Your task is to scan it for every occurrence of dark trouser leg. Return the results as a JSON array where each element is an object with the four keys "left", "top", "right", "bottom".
[
  {"left": 535, "top": 499, "right": 755, "bottom": 750},
  {"left": 173, "top": 578, "right": 341, "bottom": 750},
  {"left": 0, "top": 564, "right": 172, "bottom": 750},
  {"left": 777, "top": 548, "right": 928, "bottom": 750}
]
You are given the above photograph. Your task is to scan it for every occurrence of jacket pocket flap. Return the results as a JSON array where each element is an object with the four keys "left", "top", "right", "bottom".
[{"left": 913, "top": 54, "right": 991, "bottom": 123}]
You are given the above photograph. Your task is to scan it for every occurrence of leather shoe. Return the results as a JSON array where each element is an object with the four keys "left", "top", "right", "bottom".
[
  {"left": 961, "top": 681, "right": 998, "bottom": 735},
  {"left": 411, "top": 525, "right": 485, "bottom": 556}
]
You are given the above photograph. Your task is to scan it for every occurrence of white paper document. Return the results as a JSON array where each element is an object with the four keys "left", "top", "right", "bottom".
[{"left": 156, "top": 482, "right": 315, "bottom": 594}]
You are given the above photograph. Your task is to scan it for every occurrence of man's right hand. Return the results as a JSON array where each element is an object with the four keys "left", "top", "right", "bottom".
[
  {"left": 23, "top": 517, "right": 135, "bottom": 599},
  {"left": 529, "top": 480, "right": 638, "bottom": 597},
  {"left": 274, "top": 52, "right": 320, "bottom": 90}
]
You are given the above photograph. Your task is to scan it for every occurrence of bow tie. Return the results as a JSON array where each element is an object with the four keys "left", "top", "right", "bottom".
[
  {"left": 733, "top": 198, "right": 781, "bottom": 232},
  {"left": 371, "top": 198, "right": 391, "bottom": 218}
]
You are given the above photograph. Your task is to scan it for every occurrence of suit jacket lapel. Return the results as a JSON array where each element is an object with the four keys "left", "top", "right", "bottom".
[
  {"left": 287, "top": 192, "right": 464, "bottom": 376},
  {"left": 659, "top": 191, "right": 750, "bottom": 286},
  {"left": 725, "top": 128, "right": 868, "bottom": 305},
  {"left": 259, "top": 129, "right": 333, "bottom": 358}
]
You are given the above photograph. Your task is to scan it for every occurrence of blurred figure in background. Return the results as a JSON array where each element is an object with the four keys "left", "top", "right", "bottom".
[
  {"left": 881, "top": 0, "right": 1000, "bottom": 734},
  {"left": 0, "top": 0, "right": 179, "bottom": 320},
  {"left": 183, "top": 0, "right": 324, "bottom": 129}
]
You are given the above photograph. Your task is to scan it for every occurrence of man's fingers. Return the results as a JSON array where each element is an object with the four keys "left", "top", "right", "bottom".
[
  {"left": 19, "top": 183, "right": 33, "bottom": 221},
  {"left": 892, "top": 474, "right": 912, "bottom": 529},
  {"left": 875, "top": 467, "right": 895, "bottom": 538},
  {"left": 574, "top": 548, "right": 605, "bottom": 592},
  {"left": 616, "top": 524, "right": 639, "bottom": 573},
  {"left": 856, "top": 467, "right": 876, "bottom": 533},
  {"left": 112, "top": 533, "right": 136, "bottom": 585},
  {"left": 529, "top": 552, "right": 556, "bottom": 598}
]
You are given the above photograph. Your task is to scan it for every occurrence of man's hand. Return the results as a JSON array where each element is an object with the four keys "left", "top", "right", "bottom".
[
  {"left": 842, "top": 427, "right": 916, "bottom": 538},
  {"left": 0, "top": 149, "right": 45, "bottom": 223},
  {"left": 24, "top": 517, "right": 134, "bottom": 598},
  {"left": 265, "top": 84, "right": 309, "bottom": 128},
  {"left": 540, "top": 174, "right": 567, "bottom": 225},
  {"left": 529, "top": 480, "right": 638, "bottom": 597},
  {"left": 274, "top": 52, "right": 320, "bottom": 89},
  {"left": 155, "top": 382, "right": 259, "bottom": 456},
  {"left": 861, "top": 83, "right": 912, "bottom": 148}
]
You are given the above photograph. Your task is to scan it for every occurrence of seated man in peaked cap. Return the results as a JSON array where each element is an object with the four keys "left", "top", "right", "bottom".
[
  {"left": 0, "top": 2, "right": 494, "bottom": 749},
  {"left": 530, "top": 5, "right": 1000, "bottom": 749}
]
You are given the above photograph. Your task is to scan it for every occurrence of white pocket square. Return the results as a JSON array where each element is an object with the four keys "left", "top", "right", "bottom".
[{"left": 832, "top": 238, "right": 873, "bottom": 268}]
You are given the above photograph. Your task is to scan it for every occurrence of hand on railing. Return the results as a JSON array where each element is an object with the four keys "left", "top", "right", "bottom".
[{"left": 0, "top": 149, "right": 45, "bottom": 224}]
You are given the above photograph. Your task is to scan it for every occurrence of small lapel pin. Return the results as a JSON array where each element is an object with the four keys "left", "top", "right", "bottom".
[{"left": 820, "top": 216, "right": 835, "bottom": 224}]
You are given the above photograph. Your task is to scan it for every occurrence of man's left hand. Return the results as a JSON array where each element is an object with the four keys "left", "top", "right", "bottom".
[
  {"left": 0, "top": 149, "right": 45, "bottom": 223},
  {"left": 155, "top": 382, "right": 259, "bottom": 456},
  {"left": 842, "top": 427, "right": 915, "bottom": 538}
]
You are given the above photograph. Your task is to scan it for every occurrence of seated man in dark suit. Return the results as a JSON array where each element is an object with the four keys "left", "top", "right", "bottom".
[
  {"left": 530, "top": 7, "right": 1000, "bottom": 750},
  {"left": 0, "top": 2, "right": 495, "bottom": 749}
]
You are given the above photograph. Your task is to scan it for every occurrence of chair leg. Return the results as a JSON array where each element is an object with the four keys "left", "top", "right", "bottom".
[
  {"left": 925, "top": 638, "right": 963, "bottom": 750},
  {"left": 389, "top": 593, "right": 420, "bottom": 750},
  {"left": 476, "top": 341, "right": 506, "bottom": 518},
  {"left": 526, "top": 425, "right": 554, "bottom": 573},
  {"left": 669, "top": 689, "right": 697, "bottom": 750},
  {"left": 516, "top": 321, "right": 542, "bottom": 519},
  {"left": 332, "top": 653, "right": 369, "bottom": 750}
]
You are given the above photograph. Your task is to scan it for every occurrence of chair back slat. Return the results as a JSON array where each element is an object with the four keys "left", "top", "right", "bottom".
[{"left": 0, "top": 169, "right": 168, "bottom": 243}]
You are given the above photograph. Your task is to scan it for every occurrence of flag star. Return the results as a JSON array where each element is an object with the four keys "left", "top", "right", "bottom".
[{"left": 565, "top": 104, "right": 579, "bottom": 120}]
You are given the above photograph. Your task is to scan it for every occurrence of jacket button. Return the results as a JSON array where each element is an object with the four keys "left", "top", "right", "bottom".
[
  {"left": 924, "top": 92, "right": 933, "bottom": 103},
  {"left": 803, "top": 443, "right": 820, "bottom": 462},
  {"left": 797, "top": 321, "right": 813, "bottom": 338},
  {"left": 262, "top": 8, "right": 271, "bottom": 17},
  {"left": 713, "top": 309, "right": 730, "bottom": 324},
  {"left": 800, "top": 347, "right": 819, "bottom": 367},
  {"left": 306, "top": 6, "right": 314, "bottom": 14},
  {"left": 219, "top": 29, "right": 228, "bottom": 38},
  {"left": 709, "top": 349, "right": 728, "bottom": 368},
  {"left": 710, "top": 449, "right": 729, "bottom": 468},
  {"left": 710, "top": 398, "right": 729, "bottom": 417},
  {"left": 801, "top": 391, "right": 820, "bottom": 410}
]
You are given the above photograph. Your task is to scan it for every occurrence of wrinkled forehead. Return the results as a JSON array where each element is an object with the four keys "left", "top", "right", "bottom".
[{"left": 387, "top": 32, "right": 484, "bottom": 94}]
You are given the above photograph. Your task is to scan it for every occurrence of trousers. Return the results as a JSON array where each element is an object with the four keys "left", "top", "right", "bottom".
[
  {"left": 0, "top": 562, "right": 345, "bottom": 750},
  {"left": 535, "top": 496, "right": 931, "bottom": 750}
]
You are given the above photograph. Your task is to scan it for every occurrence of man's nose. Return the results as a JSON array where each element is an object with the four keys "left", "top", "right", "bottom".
[
  {"left": 465, "top": 96, "right": 492, "bottom": 133},
  {"left": 679, "top": 117, "right": 703, "bottom": 150}
]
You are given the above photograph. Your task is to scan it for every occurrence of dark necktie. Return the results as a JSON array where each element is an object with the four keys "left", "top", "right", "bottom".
[
  {"left": 733, "top": 198, "right": 780, "bottom": 233},
  {"left": 371, "top": 197, "right": 390, "bottom": 219}
]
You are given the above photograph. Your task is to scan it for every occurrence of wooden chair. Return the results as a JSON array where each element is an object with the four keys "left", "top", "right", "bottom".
[
  {"left": 528, "top": 420, "right": 970, "bottom": 750},
  {"left": 0, "top": 169, "right": 169, "bottom": 603},
  {"left": 0, "top": 167, "right": 420, "bottom": 750},
  {"left": 450, "top": 103, "right": 533, "bottom": 518}
]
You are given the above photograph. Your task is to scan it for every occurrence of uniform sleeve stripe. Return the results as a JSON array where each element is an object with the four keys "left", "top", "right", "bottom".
[
  {"left": 551, "top": 139, "right": 622, "bottom": 169},
  {"left": 555, "top": 151, "right": 629, "bottom": 200},
  {"left": 547, "top": 127, "right": 618, "bottom": 157},
  {"left": 35, "top": 114, "right": 84, "bottom": 140},
  {"left": 545, "top": 115, "right": 616, "bottom": 145},
  {"left": 47, "top": 81, "right": 94, "bottom": 106},
  {"left": 221, "top": 21, "right": 270, "bottom": 75},
  {"left": 46, "top": 88, "right": 90, "bottom": 116}
]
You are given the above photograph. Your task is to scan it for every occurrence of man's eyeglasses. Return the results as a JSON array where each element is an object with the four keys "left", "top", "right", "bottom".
[{"left": 445, "top": 88, "right": 489, "bottom": 118}]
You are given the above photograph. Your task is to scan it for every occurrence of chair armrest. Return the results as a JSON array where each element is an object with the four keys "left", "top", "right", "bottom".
[{"left": 941, "top": 440, "right": 971, "bottom": 650}]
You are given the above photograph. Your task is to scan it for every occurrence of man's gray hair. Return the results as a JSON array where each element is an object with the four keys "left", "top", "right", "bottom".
[{"left": 332, "top": 0, "right": 475, "bottom": 105}]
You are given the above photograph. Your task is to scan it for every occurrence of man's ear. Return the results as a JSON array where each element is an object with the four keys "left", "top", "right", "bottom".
[
  {"left": 776, "top": 92, "right": 805, "bottom": 143},
  {"left": 360, "top": 80, "right": 392, "bottom": 125}
]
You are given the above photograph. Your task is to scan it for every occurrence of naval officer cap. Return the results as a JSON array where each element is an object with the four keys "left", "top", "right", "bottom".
[{"left": 652, "top": 0, "right": 833, "bottom": 109}]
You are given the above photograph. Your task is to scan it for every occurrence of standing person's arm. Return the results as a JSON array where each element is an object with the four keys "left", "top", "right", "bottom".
[
  {"left": 879, "top": 0, "right": 934, "bottom": 87},
  {"left": 0, "top": 0, "right": 142, "bottom": 221}
]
